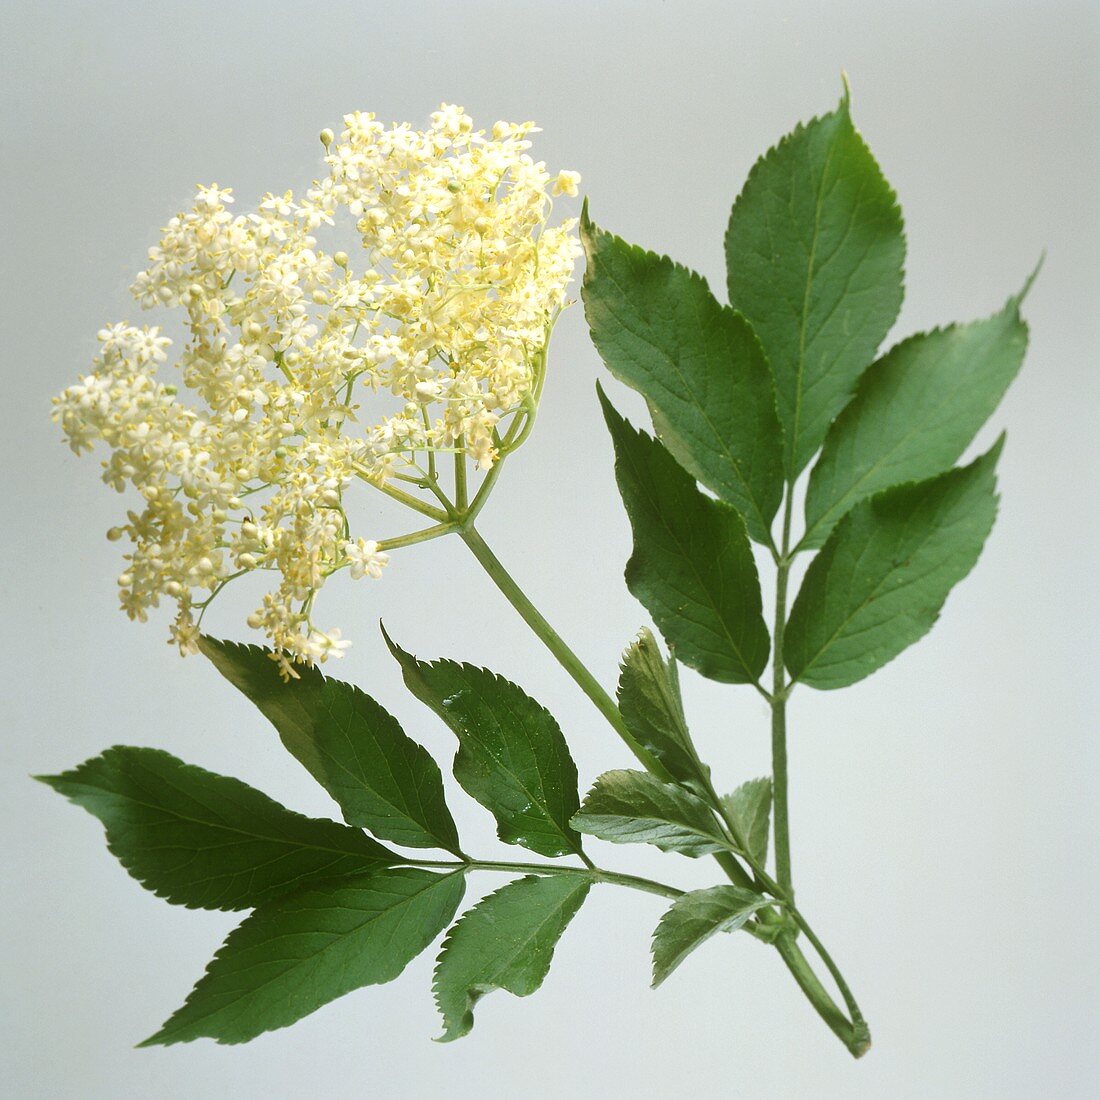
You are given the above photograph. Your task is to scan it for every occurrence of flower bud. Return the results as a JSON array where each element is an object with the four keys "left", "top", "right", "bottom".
[{"left": 319, "top": 128, "right": 335, "bottom": 149}]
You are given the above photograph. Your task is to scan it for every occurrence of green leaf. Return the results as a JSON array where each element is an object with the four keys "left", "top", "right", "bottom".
[
  {"left": 802, "top": 294, "right": 1029, "bottom": 548},
  {"left": 581, "top": 208, "right": 784, "bottom": 543},
  {"left": 141, "top": 867, "right": 465, "bottom": 1046},
  {"left": 37, "top": 746, "right": 396, "bottom": 912},
  {"left": 571, "top": 769, "right": 729, "bottom": 856},
  {"left": 600, "top": 388, "right": 770, "bottom": 684},
  {"left": 651, "top": 885, "right": 770, "bottom": 988},
  {"left": 200, "top": 637, "right": 461, "bottom": 854},
  {"left": 725, "top": 90, "right": 906, "bottom": 477},
  {"left": 786, "top": 439, "right": 1004, "bottom": 689},
  {"left": 384, "top": 629, "right": 584, "bottom": 860},
  {"left": 617, "top": 629, "right": 706, "bottom": 787},
  {"left": 721, "top": 778, "right": 772, "bottom": 865},
  {"left": 433, "top": 874, "right": 590, "bottom": 1042}
]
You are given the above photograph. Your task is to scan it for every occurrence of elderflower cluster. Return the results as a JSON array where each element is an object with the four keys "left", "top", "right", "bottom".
[{"left": 53, "top": 105, "right": 581, "bottom": 678}]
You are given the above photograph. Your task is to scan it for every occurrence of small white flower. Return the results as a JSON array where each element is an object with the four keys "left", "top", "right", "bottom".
[
  {"left": 344, "top": 538, "right": 388, "bottom": 580},
  {"left": 55, "top": 106, "right": 579, "bottom": 667},
  {"left": 552, "top": 169, "right": 581, "bottom": 197},
  {"left": 305, "top": 628, "right": 351, "bottom": 662}
]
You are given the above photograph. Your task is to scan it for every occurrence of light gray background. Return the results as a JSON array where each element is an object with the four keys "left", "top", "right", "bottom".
[{"left": 3, "top": 2, "right": 1097, "bottom": 1097}]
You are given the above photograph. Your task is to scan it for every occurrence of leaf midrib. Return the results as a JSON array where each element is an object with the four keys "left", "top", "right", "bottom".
[
  {"left": 789, "top": 137, "right": 838, "bottom": 475},
  {"left": 65, "top": 780, "right": 381, "bottom": 861}
]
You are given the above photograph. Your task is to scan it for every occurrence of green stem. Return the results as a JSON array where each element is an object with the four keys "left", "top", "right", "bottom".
[
  {"left": 405, "top": 857, "right": 683, "bottom": 902},
  {"left": 785, "top": 905, "right": 868, "bottom": 1039},
  {"left": 454, "top": 452, "right": 469, "bottom": 511},
  {"left": 464, "top": 455, "right": 508, "bottom": 525},
  {"left": 460, "top": 524, "right": 763, "bottom": 902},
  {"left": 454, "top": 518, "right": 867, "bottom": 1056},
  {"left": 458, "top": 525, "right": 669, "bottom": 782},
  {"left": 359, "top": 474, "right": 450, "bottom": 522},
  {"left": 774, "top": 936, "right": 869, "bottom": 1057},
  {"left": 377, "top": 522, "right": 458, "bottom": 552},
  {"left": 772, "top": 490, "right": 795, "bottom": 896}
]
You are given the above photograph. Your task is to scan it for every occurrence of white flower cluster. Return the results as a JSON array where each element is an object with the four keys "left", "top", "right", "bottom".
[{"left": 53, "top": 105, "right": 581, "bottom": 677}]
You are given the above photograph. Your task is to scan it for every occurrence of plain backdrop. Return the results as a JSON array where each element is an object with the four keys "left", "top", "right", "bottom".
[{"left": 2, "top": 2, "right": 1097, "bottom": 1097}]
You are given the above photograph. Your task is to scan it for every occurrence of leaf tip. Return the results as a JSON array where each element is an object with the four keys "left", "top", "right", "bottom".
[
  {"left": 135, "top": 1028, "right": 169, "bottom": 1049},
  {"left": 986, "top": 431, "right": 1007, "bottom": 466},
  {"left": 594, "top": 380, "right": 621, "bottom": 430},
  {"left": 839, "top": 70, "right": 852, "bottom": 108},
  {"left": 378, "top": 620, "right": 409, "bottom": 665},
  {"left": 1014, "top": 252, "right": 1045, "bottom": 307},
  {"left": 579, "top": 197, "right": 599, "bottom": 260}
]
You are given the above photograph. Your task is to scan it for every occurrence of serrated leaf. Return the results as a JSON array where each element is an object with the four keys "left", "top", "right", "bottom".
[
  {"left": 651, "top": 885, "right": 770, "bottom": 988},
  {"left": 600, "top": 388, "right": 770, "bottom": 684},
  {"left": 581, "top": 209, "right": 784, "bottom": 543},
  {"left": 141, "top": 867, "right": 465, "bottom": 1046},
  {"left": 571, "top": 769, "right": 729, "bottom": 856},
  {"left": 802, "top": 294, "right": 1028, "bottom": 548},
  {"left": 617, "top": 629, "right": 706, "bottom": 786},
  {"left": 725, "top": 90, "right": 906, "bottom": 477},
  {"left": 37, "top": 746, "right": 396, "bottom": 911},
  {"left": 721, "top": 778, "right": 771, "bottom": 865},
  {"left": 786, "top": 439, "right": 1003, "bottom": 689},
  {"left": 433, "top": 874, "right": 590, "bottom": 1042},
  {"left": 384, "top": 629, "right": 584, "bottom": 860},
  {"left": 200, "top": 637, "right": 461, "bottom": 854}
]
